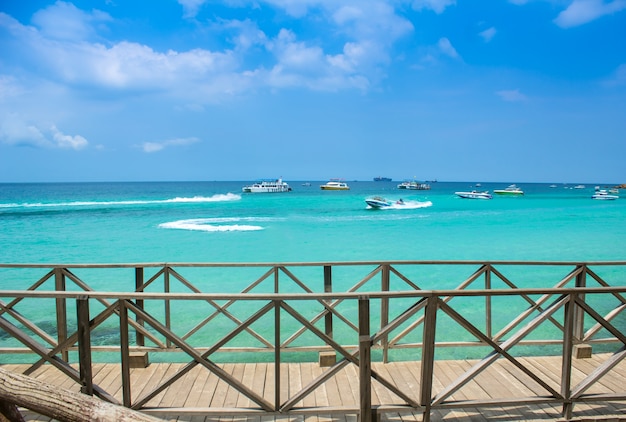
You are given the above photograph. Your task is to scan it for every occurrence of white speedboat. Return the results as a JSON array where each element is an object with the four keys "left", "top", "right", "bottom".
[
  {"left": 365, "top": 196, "right": 393, "bottom": 208},
  {"left": 493, "top": 184, "right": 524, "bottom": 196},
  {"left": 320, "top": 180, "right": 350, "bottom": 190},
  {"left": 242, "top": 178, "right": 291, "bottom": 193},
  {"left": 592, "top": 190, "right": 619, "bottom": 200},
  {"left": 455, "top": 190, "right": 493, "bottom": 200}
]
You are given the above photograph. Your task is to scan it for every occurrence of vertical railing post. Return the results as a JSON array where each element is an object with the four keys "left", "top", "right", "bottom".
[
  {"left": 274, "top": 299, "right": 281, "bottom": 411},
  {"left": 119, "top": 299, "right": 132, "bottom": 407},
  {"left": 164, "top": 265, "right": 171, "bottom": 348},
  {"left": 381, "top": 264, "right": 390, "bottom": 363},
  {"left": 324, "top": 265, "right": 333, "bottom": 339},
  {"left": 573, "top": 265, "right": 586, "bottom": 341},
  {"left": 134, "top": 267, "right": 145, "bottom": 347},
  {"left": 358, "top": 296, "right": 373, "bottom": 422},
  {"left": 420, "top": 294, "right": 438, "bottom": 422},
  {"left": 561, "top": 293, "right": 576, "bottom": 420},
  {"left": 54, "top": 267, "right": 68, "bottom": 362},
  {"left": 274, "top": 266, "right": 280, "bottom": 293},
  {"left": 76, "top": 295, "right": 93, "bottom": 396},
  {"left": 485, "top": 264, "right": 492, "bottom": 339}
]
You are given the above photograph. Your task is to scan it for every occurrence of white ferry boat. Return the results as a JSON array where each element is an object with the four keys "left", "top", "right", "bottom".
[
  {"left": 242, "top": 178, "right": 291, "bottom": 193},
  {"left": 320, "top": 179, "right": 350, "bottom": 190},
  {"left": 397, "top": 180, "right": 431, "bottom": 190}
]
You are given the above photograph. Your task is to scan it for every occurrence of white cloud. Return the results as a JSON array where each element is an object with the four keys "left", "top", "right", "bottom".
[
  {"left": 0, "top": 1, "right": 416, "bottom": 99},
  {"left": 438, "top": 37, "right": 459, "bottom": 59},
  {"left": 0, "top": 115, "right": 49, "bottom": 147},
  {"left": 479, "top": 27, "right": 497, "bottom": 42},
  {"left": 217, "top": 19, "right": 269, "bottom": 51},
  {"left": 178, "top": 0, "right": 207, "bottom": 19},
  {"left": 0, "top": 115, "right": 88, "bottom": 149},
  {"left": 554, "top": 0, "right": 626, "bottom": 28},
  {"left": 411, "top": 0, "right": 456, "bottom": 14},
  {"left": 496, "top": 89, "right": 528, "bottom": 102},
  {"left": 31, "top": 1, "right": 112, "bottom": 40},
  {"left": 51, "top": 125, "right": 88, "bottom": 150},
  {"left": 141, "top": 137, "right": 200, "bottom": 153}
]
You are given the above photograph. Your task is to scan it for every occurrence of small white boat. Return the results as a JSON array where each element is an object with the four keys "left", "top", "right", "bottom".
[
  {"left": 592, "top": 190, "right": 619, "bottom": 200},
  {"left": 320, "top": 179, "right": 350, "bottom": 190},
  {"left": 493, "top": 184, "right": 524, "bottom": 196},
  {"left": 242, "top": 178, "right": 291, "bottom": 193},
  {"left": 397, "top": 180, "right": 431, "bottom": 190},
  {"left": 365, "top": 196, "right": 393, "bottom": 208},
  {"left": 455, "top": 191, "right": 492, "bottom": 200},
  {"left": 574, "top": 185, "right": 586, "bottom": 189}
]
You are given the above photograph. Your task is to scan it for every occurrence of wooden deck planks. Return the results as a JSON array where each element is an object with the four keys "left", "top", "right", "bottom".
[{"left": 3, "top": 354, "right": 626, "bottom": 422}]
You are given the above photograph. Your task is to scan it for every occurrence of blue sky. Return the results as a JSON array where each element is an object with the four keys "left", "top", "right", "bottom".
[{"left": 0, "top": 0, "right": 625, "bottom": 183}]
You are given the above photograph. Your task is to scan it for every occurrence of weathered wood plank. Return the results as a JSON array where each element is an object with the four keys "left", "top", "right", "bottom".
[
  {"left": 139, "top": 363, "right": 174, "bottom": 408},
  {"left": 431, "top": 360, "right": 478, "bottom": 420},
  {"left": 2, "top": 356, "right": 626, "bottom": 422}
]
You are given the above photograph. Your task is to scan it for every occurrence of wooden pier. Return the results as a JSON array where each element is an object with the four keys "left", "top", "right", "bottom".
[{"left": 0, "top": 261, "right": 625, "bottom": 421}]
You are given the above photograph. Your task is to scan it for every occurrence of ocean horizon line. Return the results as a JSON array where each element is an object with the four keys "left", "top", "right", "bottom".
[{"left": 1, "top": 179, "right": 624, "bottom": 185}]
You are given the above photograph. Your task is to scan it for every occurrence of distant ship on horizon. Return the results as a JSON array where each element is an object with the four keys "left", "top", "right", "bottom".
[{"left": 373, "top": 176, "right": 392, "bottom": 182}]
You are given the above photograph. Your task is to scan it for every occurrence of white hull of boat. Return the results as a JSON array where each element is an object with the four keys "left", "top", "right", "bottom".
[
  {"left": 365, "top": 199, "right": 392, "bottom": 208},
  {"left": 321, "top": 181, "right": 350, "bottom": 190},
  {"left": 494, "top": 184, "right": 524, "bottom": 196},
  {"left": 592, "top": 191, "right": 619, "bottom": 200},
  {"left": 455, "top": 191, "right": 492, "bottom": 200}
]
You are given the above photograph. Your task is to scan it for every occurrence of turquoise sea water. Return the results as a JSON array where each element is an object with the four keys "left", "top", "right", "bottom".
[
  {"left": 1, "top": 181, "right": 625, "bottom": 361},
  {"left": 1, "top": 180, "right": 625, "bottom": 264}
]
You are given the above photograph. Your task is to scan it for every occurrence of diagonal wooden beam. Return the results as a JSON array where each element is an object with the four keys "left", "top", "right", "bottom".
[
  {"left": 439, "top": 299, "right": 562, "bottom": 398},
  {"left": 279, "top": 301, "right": 420, "bottom": 410},
  {"left": 126, "top": 299, "right": 275, "bottom": 411},
  {"left": 432, "top": 294, "right": 568, "bottom": 406},
  {"left": 0, "top": 314, "right": 118, "bottom": 405},
  {"left": 167, "top": 267, "right": 272, "bottom": 348}
]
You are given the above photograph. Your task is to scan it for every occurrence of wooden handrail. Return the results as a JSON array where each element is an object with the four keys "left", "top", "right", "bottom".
[{"left": 0, "top": 261, "right": 625, "bottom": 421}]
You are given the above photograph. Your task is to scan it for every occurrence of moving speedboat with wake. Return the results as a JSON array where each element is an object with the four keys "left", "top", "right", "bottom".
[
  {"left": 365, "top": 197, "right": 406, "bottom": 208},
  {"left": 365, "top": 196, "right": 392, "bottom": 208},
  {"left": 455, "top": 190, "right": 493, "bottom": 200}
]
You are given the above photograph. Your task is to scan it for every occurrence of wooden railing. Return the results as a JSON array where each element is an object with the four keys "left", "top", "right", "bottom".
[{"left": 1, "top": 261, "right": 625, "bottom": 421}]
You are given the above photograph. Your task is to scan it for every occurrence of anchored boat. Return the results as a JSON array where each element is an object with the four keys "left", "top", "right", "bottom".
[
  {"left": 242, "top": 178, "right": 291, "bottom": 193},
  {"left": 592, "top": 190, "right": 619, "bottom": 200},
  {"left": 320, "top": 179, "right": 350, "bottom": 190},
  {"left": 493, "top": 184, "right": 524, "bottom": 196}
]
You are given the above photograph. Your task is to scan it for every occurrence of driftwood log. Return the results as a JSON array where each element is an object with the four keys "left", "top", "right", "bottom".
[
  {"left": 0, "top": 368, "right": 162, "bottom": 422},
  {"left": 0, "top": 400, "right": 24, "bottom": 422}
]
